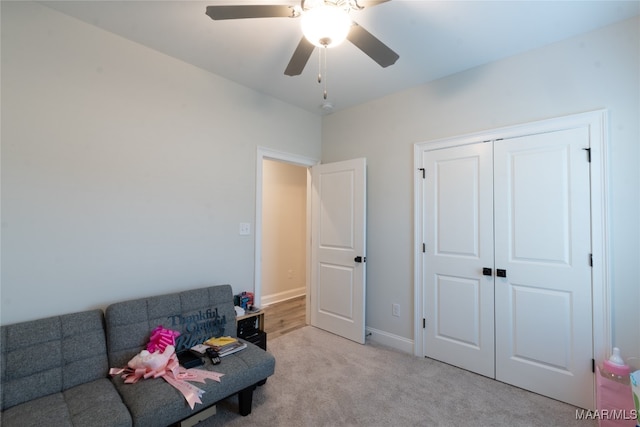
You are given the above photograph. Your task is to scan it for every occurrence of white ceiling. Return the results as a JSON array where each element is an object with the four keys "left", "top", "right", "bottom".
[{"left": 42, "top": 0, "right": 640, "bottom": 115}]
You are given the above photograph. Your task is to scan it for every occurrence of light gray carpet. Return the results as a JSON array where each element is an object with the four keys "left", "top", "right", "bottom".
[{"left": 198, "top": 326, "right": 595, "bottom": 426}]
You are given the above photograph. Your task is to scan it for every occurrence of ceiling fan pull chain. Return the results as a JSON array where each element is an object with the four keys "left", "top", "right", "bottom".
[
  {"left": 317, "top": 48, "right": 322, "bottom": 84},
  {"left": 323, "top": 45, "right": 328, "bottom": 100}
]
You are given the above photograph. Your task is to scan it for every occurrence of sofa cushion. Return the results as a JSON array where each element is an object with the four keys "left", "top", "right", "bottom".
[
  {"left": 1, "top": 309, "right": 111, "bottom": 410},
  {"left": 1, "top": 393, "right": 71, "bottom": 426},
  {"left": 1, "top": 378, "right": 132, "bottom": 427}
]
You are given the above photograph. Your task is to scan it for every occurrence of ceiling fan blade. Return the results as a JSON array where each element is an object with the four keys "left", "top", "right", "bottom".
[
  {"left": 205, "top": 5, "right": 294, "bottom": 20},
  {"left": 347, "top": 22, "right": 399, "bottom": 68},
  {"left": 284, "top": 37, "right": 315, "bottom": 76}
]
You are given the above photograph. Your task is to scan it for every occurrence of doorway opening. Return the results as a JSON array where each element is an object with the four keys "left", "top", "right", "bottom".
[
  {"left": 254, "top": 147, "right": 318, "bottom": 332},
  {"left": 261, "top": 158, "right": 307, "bottom": 306}
]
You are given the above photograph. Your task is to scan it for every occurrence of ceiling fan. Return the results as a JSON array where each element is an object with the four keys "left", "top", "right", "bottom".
[{"left": 205, "top": 0, "right": 399, "bottom": 77}]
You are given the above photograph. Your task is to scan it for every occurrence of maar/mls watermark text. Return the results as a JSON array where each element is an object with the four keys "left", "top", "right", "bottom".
[{"left": 576, "top": 409, "right": 638, "bottom": 421}]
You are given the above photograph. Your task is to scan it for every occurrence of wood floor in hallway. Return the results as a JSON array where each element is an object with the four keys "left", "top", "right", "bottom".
[{"left": 262, "top": 295, "right": 306, "bottom": 340}]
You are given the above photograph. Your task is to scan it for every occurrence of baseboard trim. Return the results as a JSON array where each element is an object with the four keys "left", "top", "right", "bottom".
[
  {"left": 261, "top": 287, "right": 306, "bottom": 307},
  {"left": 365, "top": 326, "right": 414, "bottom": 355}
]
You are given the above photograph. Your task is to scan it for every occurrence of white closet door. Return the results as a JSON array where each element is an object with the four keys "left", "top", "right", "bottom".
[
  {"left": 493, "top": 128, "right": 593, "bottom": 409},
  {"left": 423, "top": 143, "right": 495, "bottom": 377}
]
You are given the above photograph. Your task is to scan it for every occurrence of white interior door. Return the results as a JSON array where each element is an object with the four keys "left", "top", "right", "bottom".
[
  {"left": 310, "top": 158, "right": 367, "bottom": 344},
  {"left": 423, "top": 143, "right": 495, "bottom": 377},
  {"left": 494, "top": 128, "right": 593, "bottom": 409}
]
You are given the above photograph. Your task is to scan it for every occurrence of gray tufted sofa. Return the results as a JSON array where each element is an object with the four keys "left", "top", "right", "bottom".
[{"left": 1, "top": 285, "right": 275, "bottom": 427}]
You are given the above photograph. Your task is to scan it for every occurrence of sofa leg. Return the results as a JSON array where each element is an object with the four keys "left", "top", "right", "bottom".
[{"left": 238, "top": 386, "right": 254, "bottom": 416}]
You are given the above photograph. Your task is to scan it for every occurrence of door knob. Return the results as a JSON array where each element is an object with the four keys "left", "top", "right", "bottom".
[
  {"left": 482, "top": 267, "right": 492, "bottom": 276},
  {"left": 354, "top": 256, "right": 366, "bottom": 263},
  {"left": 496, "top": 269, "right": 507, "bottom": 278}
]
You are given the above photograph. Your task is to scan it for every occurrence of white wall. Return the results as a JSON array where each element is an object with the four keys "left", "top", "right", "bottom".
[
  {"left": 261, "top": 159, "right": 307, "bottom": 305},
  {"left": 0, "top": 2, "right": 321, "bottom": 324},
  {"left": 322, "top": 17, "right": 640, "bottom": 360}
]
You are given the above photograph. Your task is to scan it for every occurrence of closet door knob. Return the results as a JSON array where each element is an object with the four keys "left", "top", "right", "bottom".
[
  {"left": 496, "top": 269, "right": 507, "bottom": 278},
  {"left": 482, "top": 268, "right": 492, "bottom": 276}
]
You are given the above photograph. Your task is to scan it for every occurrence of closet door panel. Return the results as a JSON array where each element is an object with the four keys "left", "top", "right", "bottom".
[
  {"left": 423, "top": 143, "right": 494, "bottom": 377},
  {"left": 493, "top": 128, "right": 593, "bottom": 409}
]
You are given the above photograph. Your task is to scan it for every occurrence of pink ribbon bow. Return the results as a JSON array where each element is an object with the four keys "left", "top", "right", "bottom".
[
  {"left": 109, "top": 351, "right": 224, "bottom": 409},
  {"left": 147, "top": 326, "right": 181, "bottom": 353}
]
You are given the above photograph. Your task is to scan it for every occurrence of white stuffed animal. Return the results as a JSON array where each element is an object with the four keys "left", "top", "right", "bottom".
[{"left": 128, "top": 344, "right": 176, "bottom": 372}]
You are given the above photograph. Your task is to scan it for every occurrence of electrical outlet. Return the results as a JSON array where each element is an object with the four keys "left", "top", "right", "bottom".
[{"left": 392, "top": 303, "right": 400, "bottom": 317}]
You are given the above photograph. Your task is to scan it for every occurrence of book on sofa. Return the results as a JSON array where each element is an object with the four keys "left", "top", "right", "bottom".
[
  {"left": 202, "top": 336, "right": 247, "bottom": 357},
  {"left": 218, "top": 341, "right": 247, "bottom": 357}
]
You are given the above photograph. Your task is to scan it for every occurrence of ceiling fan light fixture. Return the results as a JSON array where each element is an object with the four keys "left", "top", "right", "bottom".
[{"left": 301, "top": 5, "right": 352, "bottom": 48}]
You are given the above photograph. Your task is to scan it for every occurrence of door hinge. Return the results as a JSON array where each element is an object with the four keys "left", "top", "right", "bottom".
[
  {"left": 423, "top": 318, "right": 426, "bottom": 329},
  {"left": 583, "top": 147, "right": 591, "bottom": 162},
  {"left": 422, "top": 243, "right": 426, "bottom": 253},
  {"left": 418, "top": 168, "right": 425, "bottom": 179},
  {"left": 589, "top": 253, "right": 593, "bottom": 267},
  {"left": 592, "top": 358, "right": 595, "bottom": 373}
]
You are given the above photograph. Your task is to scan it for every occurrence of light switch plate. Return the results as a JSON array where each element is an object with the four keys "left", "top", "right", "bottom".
[{"left": 239, "top": 223, "right": 251, "bottom": 235}]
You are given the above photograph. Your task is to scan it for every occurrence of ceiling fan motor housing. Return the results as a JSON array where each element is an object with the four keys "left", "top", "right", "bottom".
[
  {"left": 301, "top": 2, "right": 352, "bottom": 48},
  {"left": 301, "top": 0, "right": 364, "bottom": 11}
]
